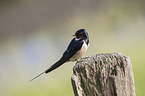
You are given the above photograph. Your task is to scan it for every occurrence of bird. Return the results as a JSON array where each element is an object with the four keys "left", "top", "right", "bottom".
[{"left": 29, "top": 29, "right": 89, "bottom": 82}]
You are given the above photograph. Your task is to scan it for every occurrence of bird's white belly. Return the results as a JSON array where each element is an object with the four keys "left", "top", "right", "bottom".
[{"left": 69, "top": 42, "right": 88, "bottom": 61}]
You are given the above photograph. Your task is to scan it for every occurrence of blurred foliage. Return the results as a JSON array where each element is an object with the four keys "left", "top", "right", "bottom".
[
  {"left": 0, "top": 0, "right": 18, "bottom": 5},
  {"left": 0, "top": 0, "right": 145, "bottom": 96}
]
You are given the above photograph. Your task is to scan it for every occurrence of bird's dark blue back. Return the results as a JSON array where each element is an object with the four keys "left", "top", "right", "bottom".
[{"left": 65, "top": 38, "right": 83, "bottom": 54}]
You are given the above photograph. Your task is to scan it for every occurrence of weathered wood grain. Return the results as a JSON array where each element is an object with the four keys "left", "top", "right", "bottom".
[{"left": 71, "top": 53, "right": 135, "bottom": 96}]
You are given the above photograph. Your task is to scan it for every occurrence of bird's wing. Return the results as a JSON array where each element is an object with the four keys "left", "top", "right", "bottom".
[
  {"left": 63, "top": 38, "right": 84, "bottom": 59},
  {"left": 45, "top": 38, "right": 84, "bottom": 73}
]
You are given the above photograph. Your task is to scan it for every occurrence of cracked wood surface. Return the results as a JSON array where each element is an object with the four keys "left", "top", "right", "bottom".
[{"left": 71, "top": 53, "right": 136, "bottom": 96}]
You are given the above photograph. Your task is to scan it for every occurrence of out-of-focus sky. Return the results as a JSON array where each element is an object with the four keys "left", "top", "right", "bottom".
[{"left": 0, "top": 0, "right": 145, "bottom": 96}]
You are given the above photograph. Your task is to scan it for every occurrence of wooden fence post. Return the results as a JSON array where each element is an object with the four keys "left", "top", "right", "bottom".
[{"left": 71, "top": 53, "right": 136, "bottom": 96}]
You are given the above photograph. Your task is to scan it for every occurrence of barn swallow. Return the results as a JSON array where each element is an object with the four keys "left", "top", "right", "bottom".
[{"left": 29, "top": 29, "right": 89, "bottom": 82}]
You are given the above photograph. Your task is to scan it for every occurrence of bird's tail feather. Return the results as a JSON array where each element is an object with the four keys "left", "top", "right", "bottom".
[{"left": 45, "top": 57, "right": 68, "bottom": 74}]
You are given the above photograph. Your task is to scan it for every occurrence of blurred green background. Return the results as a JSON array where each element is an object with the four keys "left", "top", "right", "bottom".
[{"left": 0, "top": 0, "right": 145, "bottom": 96}]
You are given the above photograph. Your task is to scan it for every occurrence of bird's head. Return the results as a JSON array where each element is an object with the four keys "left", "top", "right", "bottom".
[{"left": 73, "top": 29, "right": 89, "bottom": 39}]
